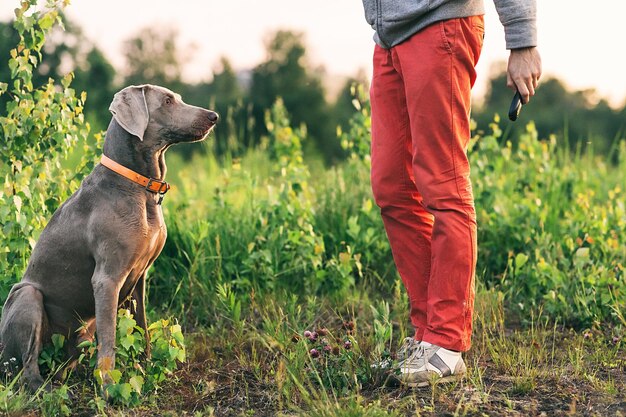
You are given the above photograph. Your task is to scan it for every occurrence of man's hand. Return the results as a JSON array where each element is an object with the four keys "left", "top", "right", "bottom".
[{"left": 507, "top": 47, "right": 542, "bottom": 104}]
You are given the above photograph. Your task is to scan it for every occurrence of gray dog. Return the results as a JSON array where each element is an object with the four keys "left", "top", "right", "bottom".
[{"left": 0, "top": 84, "right": 218, "bottom": 391}]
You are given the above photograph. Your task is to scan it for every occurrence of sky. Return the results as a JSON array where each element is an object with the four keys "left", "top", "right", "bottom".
[{"left": 1, "top": 1, "right": 626, "bottom": 107}]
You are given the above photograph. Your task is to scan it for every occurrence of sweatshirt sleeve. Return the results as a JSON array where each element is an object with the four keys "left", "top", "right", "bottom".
[{"left": 493, "top": 0, "right": 537, "bottom": 49}]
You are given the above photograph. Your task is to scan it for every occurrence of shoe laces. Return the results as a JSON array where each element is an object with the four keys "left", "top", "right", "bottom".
[{"left": 396, "top": 337, "right": 422, "bottom": 361}]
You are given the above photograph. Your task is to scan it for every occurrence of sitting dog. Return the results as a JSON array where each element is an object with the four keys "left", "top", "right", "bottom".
[{"left": 0, "top": 84, "right": 218, "bottom": 391}]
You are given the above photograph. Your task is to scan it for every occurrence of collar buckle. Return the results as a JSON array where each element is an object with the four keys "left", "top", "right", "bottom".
[{"left": 146, "top": 178, "right": 169, "bottom": 205}]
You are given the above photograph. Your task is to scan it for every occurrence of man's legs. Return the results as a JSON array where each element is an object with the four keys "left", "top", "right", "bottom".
[
  {"left": 371, "top": 16, "right": 484, "bottom": 355},
  {"left": 370, "top": 43, "right": 434, "bottom": 342}
]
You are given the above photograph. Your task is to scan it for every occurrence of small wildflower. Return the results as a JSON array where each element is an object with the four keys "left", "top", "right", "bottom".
[
  {"left": 310, "top": 348, "right": 320, "bottom": 358},
  {"left": 343, "top": 321, "right": 355, "bottom": 331},
  {"left": 612, "top": 336, "right": 621, "bottom": 345},
  {"left": 344, "top": 340, "right": 352, "bottom": 350},
  {"left": 332, "top": 346, "right": 340, "bottom": 355},
  {"left": 303, "top": 330, "right": 312, "bottom": 338},
  {"left": 309, "top": 331, "right": 319, "bottom": 342},
  {"left": 323, "top": 345, "right": 332, "bottom": 352},
  {"left": 317, "top": 328, "right": 329, "bottom": 336}
]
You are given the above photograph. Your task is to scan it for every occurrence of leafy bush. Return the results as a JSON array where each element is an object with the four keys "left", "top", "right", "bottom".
[
  {"left": 80, "top": 308, "right": 186, "bottom": 406},
  {"left": 152, "top": 104, "right": 626, "bottom": 329},
  {"left": 150, "top": 99, "right": 366, "bottom": 325},
  {"left": 471, "top": 120, "right": 626, "bottom": 325},
  {"left": 0, "top": 0, "right": 93, "bottom": 299}
]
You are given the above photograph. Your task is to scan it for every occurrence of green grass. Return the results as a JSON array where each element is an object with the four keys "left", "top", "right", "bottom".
[
  {"left": 2, "top": 105, "right": 626, "bottom": 415},
  {"left": 149, "top": 117, "right": 626, "bottom": 330},
  {"left": 5, "top": 286, "right": 622, "bottom": 416}
]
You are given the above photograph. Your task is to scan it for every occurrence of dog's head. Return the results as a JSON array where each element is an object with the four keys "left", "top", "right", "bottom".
[{"left": 109, "top": 84, "right": 219, "bottom": 145}]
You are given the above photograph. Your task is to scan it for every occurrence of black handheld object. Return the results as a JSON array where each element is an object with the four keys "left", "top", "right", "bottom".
[{"left": 508, "top": 91, "right": 523, "bottom": 121}]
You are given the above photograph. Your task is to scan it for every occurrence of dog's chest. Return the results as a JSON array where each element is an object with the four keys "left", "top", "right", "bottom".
[
  {"left": 144, "top": 204, "right": 167, "bottom": 258},
  {"left": 119, "top": 205, "right": 167, "bottom": 297}
]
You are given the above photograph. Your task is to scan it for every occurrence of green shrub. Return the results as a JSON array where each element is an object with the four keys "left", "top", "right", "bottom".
[
  {"left": 79, "top": 308, "right": 186, "bottom": 407},
  {"left": 471, "top": 120, "right": 626, "bottom": 325},
  {"left": 150, "top": 99, "right": 369, "bottom": 325},
  {"left": 152, "top": 105, "right": 626, "bottom": 329},
  {"left": 0, "top": 0, "right": 93, "bottom": 299}
]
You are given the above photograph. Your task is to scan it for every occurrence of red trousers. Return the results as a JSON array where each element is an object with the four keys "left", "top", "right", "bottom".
[{"left": 370, "top": 16, "right": 484, "bottom": 352}]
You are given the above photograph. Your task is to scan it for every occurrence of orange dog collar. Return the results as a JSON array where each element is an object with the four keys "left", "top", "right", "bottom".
[{"left": 100, "top": 155, "right": 170, "bottom": 203}]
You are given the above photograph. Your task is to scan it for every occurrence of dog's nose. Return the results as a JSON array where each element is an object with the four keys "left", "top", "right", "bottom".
[{"left": 208, "top": 111, "right": 219, "bottom": 124}]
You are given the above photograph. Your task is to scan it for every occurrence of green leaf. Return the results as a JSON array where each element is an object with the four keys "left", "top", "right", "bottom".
[
  {"left": 515, "top": 253, "right": 529, "bottom": 269},
  {"left": 575, "top": 247, "right": 590, "bottom": 258},
  {"left": 118, "top": 383, "right": 132, "bottom": 400},
  {"left": 118, "top": 314, "right": 136, "bottom": 335},
  {"left": 129, "top": 375, "right": 144, "bottom": 393},
  {"left": 13, "top": 195, "right": 22, "bottom": 213},
  {"left": 76, "top": 340, "right": 93, "bottom": 349},
  {"left": 172, "top": 327, "right": 185, "bottom": 345},
  {"left": 38, "top": 11, "right": 57, "bottom": 30},
  {"left": 109, "top": 369, "right": 122, "bottom": 384},
  {"left": 169, "top": 346, "right": 179, "bottom": 361},
  {"left": 51, "top": 333, "right": 65, "bottom": 350},
  {"left": 93, "top": 368, "right": 103, "bottom": 385},
  {"left": 120, "top": 334, "right": 135, "bottom": 350}
]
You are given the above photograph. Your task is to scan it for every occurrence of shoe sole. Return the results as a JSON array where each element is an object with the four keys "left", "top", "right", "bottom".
[{"left": 404, "top": 373, "right": 465, "bottom": 388}]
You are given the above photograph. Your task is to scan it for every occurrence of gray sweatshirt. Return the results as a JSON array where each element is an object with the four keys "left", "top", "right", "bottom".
[{"left": 363, "top": 0, "right": 537, "bottom": 50}]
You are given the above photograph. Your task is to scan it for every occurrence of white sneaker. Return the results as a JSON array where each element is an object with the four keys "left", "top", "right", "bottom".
[
  {"left": 371, "top": 337, "right": 421, "bottom": 370},
  {"left": 396, "top": 337, "right": 422, "bottom": 362},
  {"left": 399, "top": 343, "right": 467, "bottom": 387}
]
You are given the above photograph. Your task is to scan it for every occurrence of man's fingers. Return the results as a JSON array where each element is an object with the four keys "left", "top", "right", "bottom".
[
  {"left": 513, "top": 74, "right": 538, "bottom": 104},
  {"left": 507, "top": 47, "right": 542, "bottom": 105},
  {"left": 509, "top": 73, "right": 532, "bottom": 101},
  {"left": 527, "top": 83, "right": 535, "bottom": 102},
  {"left": 515, "top": 79, "right": 531, "bottom": 104},
  {"left": 507, "top": 73, "right": 516, "bottom": 91}
]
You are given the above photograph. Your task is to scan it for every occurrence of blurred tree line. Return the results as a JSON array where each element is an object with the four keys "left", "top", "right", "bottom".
[
  {"left": 475, "top": 64, "right": 626, "bottom": 155},
  {"left": 1, "top": 16, "right": 625, "bottom": 162}
]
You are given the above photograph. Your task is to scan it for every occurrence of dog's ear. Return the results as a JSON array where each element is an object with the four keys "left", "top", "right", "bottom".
[{"left": 109, "top": 85, "right": 149, "bottom": 141}]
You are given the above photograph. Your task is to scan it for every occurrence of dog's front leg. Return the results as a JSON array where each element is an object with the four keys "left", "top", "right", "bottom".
[{"left": 92, "top": 272, "right": 121, "bottom": 386}]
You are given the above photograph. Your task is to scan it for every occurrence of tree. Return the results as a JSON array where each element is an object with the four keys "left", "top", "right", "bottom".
[
  {"left": 0, "top": 15, "right": 116, "bottom": 133},
  {"left": 210, "top": 57, "right": 243, "bottom": 104},
  {"left": 200, "top": 57, "right": 252, "bottom": 156},
  {"left": 250, "top": 30, "right": 338, "bottom": 162},
  {"left": 169, "top": 57, "right": 252, "bottom": 158},
  {"left": 0, "top": 1, "right": 92, "bottom": 296},
  {"left": 122, "top": 26, "right": 188, "bottom": 90},
  {"left": 72, "top": 47, "right": 116, "bottom": 132},
  {"left": 475, "top": 66, "right": 625, "bottom": 154}
]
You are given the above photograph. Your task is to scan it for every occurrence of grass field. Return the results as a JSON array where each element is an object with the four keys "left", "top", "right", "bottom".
[{"left": 3, "top": 98, "right": 625, "bottom": 416}]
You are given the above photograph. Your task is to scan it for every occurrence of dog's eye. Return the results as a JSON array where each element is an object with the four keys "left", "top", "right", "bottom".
[{"left": 165, "top": 97, "right": 173, "bottom": 105}]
